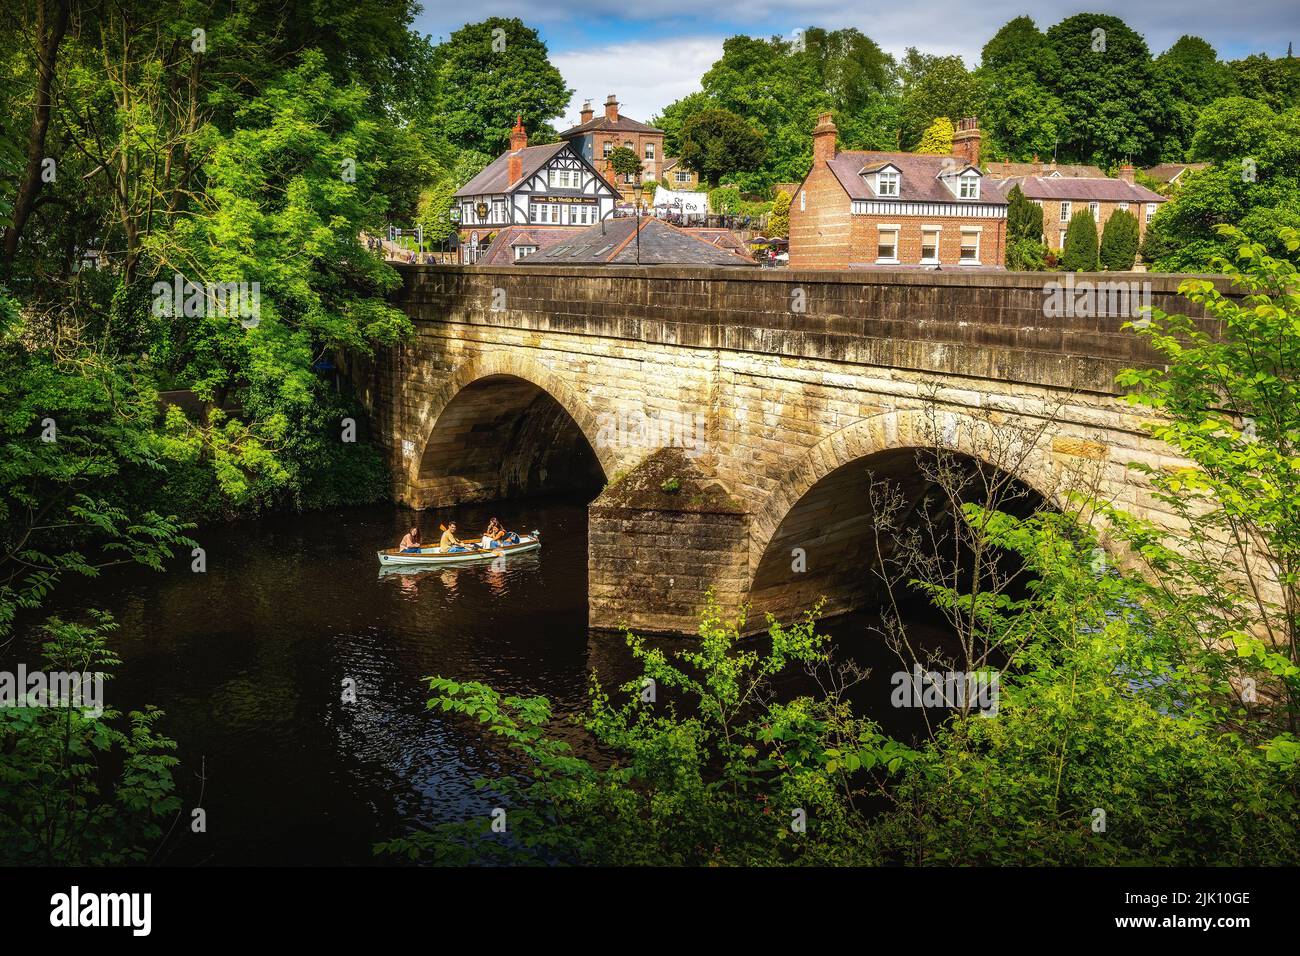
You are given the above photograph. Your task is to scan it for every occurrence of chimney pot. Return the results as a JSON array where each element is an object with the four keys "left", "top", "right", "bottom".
[
  {"left": 951, "top": 116, "right": 981, "bottom": 168},
  {"left": 580, "top": 99, "right": 593, "bottom": 123},
  {"left": 508, "top": 114, "right": 527, "bottom": 184},
  {"left": 812, "top": 111, "right": 837, "bottom": 165},
  {"left": 604, "top": 94, "right": 619, "bottom": 123},
  {"left": 1118, "top": 163, "right": 1135, "bottom": 183}
]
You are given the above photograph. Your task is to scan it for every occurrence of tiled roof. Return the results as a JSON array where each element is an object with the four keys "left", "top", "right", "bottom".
[
  {"left": 826, "top": 151, "right": 1010, "bottom": 204},
  {"left": 516, "top": 217, "right": 755, "bottom": 267},
  {"left": 560, "top": 114, "right": 663, "bottom": 137},
  {"left": 680, "top": 228, "right": 748, "bottom": 255},
  {"left": 477, "top": 226, "right": 575, "bottom": 265},
  {"left": 984, "top": 161, "right": 1105, "bottom": 179},
  {"left": 1143, "top": 163, "right": 1210, "bottom": 183},
  {"left": 999, "top": 176, "right": 1165, "bottom": 203},
  {"left": 454, "top": 142, "right": 572, "bottom": 197}
]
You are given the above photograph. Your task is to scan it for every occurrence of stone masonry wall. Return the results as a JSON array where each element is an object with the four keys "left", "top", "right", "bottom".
[{"left": 364, "top": 263, "right": 1236, "bottom": 633}]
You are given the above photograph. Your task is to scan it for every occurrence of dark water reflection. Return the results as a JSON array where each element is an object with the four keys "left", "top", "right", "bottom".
[{"left": 12, "top": 497, "right": 953, "bottom": 865}]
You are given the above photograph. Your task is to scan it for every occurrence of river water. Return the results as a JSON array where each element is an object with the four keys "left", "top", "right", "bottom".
[{"left": 15, "top": 496, "right": 949, "bottom": 865}]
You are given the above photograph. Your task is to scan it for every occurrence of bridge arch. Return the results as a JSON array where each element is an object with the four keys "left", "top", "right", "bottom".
[
  {"left": 746, "top": 407, "right": 1090, "bottom": 623},
  {"left": 403, "top": 351, "right": 613, "bottom": 510}
]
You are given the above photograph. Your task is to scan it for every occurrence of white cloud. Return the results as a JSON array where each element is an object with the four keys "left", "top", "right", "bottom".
[{"left": 551, "top": 37, "right": 726, "bottom": 126}]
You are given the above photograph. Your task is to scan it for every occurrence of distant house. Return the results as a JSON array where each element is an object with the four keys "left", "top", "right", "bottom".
[
  {"left": 997, "top": 167, "right": 1166, "bottom": 250},
  {"left": 788, "top": 113, "right": 1009, "bottom": 270},
  {"left": 559, "top": 95, "right": 665, "bottom": 199},
  {"left": 1143, "top": 163, "right": 1210, "bottom": 188},
  {"left": 452, "top": 116, "right": 620, "bottom": 264},
  {"left": 984, "top": 159, "right": 1106, "bottom": 179},
  {"left": 661, "top": 157, "right": 700, "bottom": 190},
  {"left": 514, "top": 217, "right": 755, "bottom": 267}
]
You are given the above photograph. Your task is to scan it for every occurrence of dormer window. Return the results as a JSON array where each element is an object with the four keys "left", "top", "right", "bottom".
[
  {"left": 959, "top": 172, "right": 980, "bottom": 199},
  {"left": 877, "top": 170, "right": 899, "bottom": 197}
]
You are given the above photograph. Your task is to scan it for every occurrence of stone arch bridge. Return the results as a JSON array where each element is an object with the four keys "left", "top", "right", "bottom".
[{"left": 345, "top": 264, "right": 1228, "bottom": 634}]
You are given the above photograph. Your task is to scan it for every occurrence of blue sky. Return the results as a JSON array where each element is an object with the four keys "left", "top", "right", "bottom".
[{"left": 411, "top": 1, "right": 1299, "bottom": 125}]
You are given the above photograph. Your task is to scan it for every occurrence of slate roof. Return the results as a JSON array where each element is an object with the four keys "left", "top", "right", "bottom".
[
  {"left": 1143, "top": 163, "right": 1210, "bottom": 184},
  {"left": 680, "top": 228, "right": 748, "bottom": 255},
  {"left": 998, "top": 176, "right": 1165, "bottom": 203},
  {"left": 453, "top": 142, "right": 617, "bottom": 198},
  {"left": 984, "top": 161, "right": 1105, "bottom": 179},
  {"left": 559, "top": 114, "right": 663, "bottom": 137},
  {"left": 515, "top": 217, "right": 756, "bottom": 267},
  {"left": 825, "top": 151, "right": 1010, "bottom": 204},
  {"left": 477, "top": 226, "right": 576, "bottom": 265}
]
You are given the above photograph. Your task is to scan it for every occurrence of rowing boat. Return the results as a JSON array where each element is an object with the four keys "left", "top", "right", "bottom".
[{"left": 376, "top": 531, "right": 541, "bottom": 566}]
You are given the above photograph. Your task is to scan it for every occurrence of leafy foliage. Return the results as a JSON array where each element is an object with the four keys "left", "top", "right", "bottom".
[
  {"left": 1099, "top": 209, "right": 1140, "bottom": 270},
  {"left": 1061, "top": 209, "right": 1100, "bottom": 271}
]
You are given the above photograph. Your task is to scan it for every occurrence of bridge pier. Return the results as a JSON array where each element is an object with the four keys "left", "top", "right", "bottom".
[{"left": 587, "top": 449, "right": 750, "bottom": 634}]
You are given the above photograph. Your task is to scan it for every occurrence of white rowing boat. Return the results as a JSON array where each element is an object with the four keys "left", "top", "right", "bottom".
[{"left": 376, "top": 531, "right": 541, "bottom": 566}]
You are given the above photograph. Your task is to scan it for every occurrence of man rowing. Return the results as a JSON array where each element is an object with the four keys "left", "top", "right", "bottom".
[{"left": 439, "top": 522, "right": 470, "bottom": 554}]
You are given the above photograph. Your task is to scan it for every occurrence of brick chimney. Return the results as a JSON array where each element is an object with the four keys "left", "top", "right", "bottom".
[
  {"left": 580, "top": 99, "right": 593, "bottom": 124},
  {"left": 1118, "top": 163, "right": 1135, "bottom": 183},
  {"left": 812, "top": 111, "right": 837, "bottom": 166},
  {"left": 507, "top": 114, "right": 527, "bottom": 185},
  {"left": 604, "top": 94, "right": 619, "bottom": 123},
  {"left": 1031, "top": 153, "right": 1042, "bottom": 175},
  {"left": 952, "top": 116, "right": 982, "bottom": 168}
]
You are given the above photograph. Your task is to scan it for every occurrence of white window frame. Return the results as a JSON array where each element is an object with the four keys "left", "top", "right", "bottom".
[
  {"left": 1117, "top": 202, "right": 1128, "bottom": 212},
  {"left": 876, "top": 224, "right": 900, "bottom": 264},
  {"left": 513, "top": 245, "right": 537, "bottom": 260},
  {"left": 645, "top": 143, "right": 655, "bottom": 160},
  {"left": 920, "top": 225, "right": 942, "bottom": 264},
  {"left": 959, "top": 226, "right": 981, "bottom": 264},
  {"left": 1089, "top": 201, "right": 1100, "bottom": 222},
  {"left": 876, "top": 170, "right": 900, "bottom": 197},
  {"left": 492, "top": 199, "right": 505, "bottom": 222},
  {"left": 1145, "top": 202, "right": 1157, "bottom": 219},
  {"left": 674, "top": 171, "right": 691, "bottom": 183},
  {"left": 1060, "top": 200, "right": 1072, "bottom": 223},
  {"left": 602, "top": 141, "right": 613, "bottom": 157},
  {"left": 959, "top": 173, "right": 980, "bottom": 200},
  {"left": 1059, "top": 229, "right": 1067, "bottom": 248},
  {"left": 800, "top": 190, "right": 806, "bottom": 211}
]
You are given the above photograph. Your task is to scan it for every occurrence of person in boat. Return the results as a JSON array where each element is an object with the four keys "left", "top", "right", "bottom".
[
  {"left": 439, "top": 522, "right": 469, "bottom": 553},
  {"left": 398, "top": 526, "right": 421, "bottom": 553},
  {"left": 482, "top": 517, "right": 506, "bottom": 548}
]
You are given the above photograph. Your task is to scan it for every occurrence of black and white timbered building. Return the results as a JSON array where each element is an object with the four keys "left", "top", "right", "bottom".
[{"left": 453, "top": 116, "right": 621, "bottom": 264}]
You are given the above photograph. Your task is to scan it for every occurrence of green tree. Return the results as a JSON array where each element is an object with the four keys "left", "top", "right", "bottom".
[
  {"left": 769, "top": 190, "right": 791, "bottom": 237},
  {"left": 421, "top": 18, "right": 571, "bottom": 155},
  {"left": 915, "top": 116, "right": 954, "bottom": 154},
  {"left": 1099, "top": 209, "right": 1140, "bottom": 269},
  {"left": 1229, "top": 53, "right": 1300, "bottom": 112},
  {"left": 606, "top": 145, "right": 643, "bottom": 182},
  {"left": 1044, "top": 14, "right": 1168, "bottom": 165},
  {"left": 1117, "top": 226, "right": 1300, "bottom": 753},
  {"left": 678, "top": 108, "right": 767, "bottom": 187},
  {"left": 1005, "top": 184, "right": 1047, "bottom": 269},
  {"left": 898, "top": 51, "right": 976, "bottom": 150},
  {"left": 1061, "top": 209, "right": 1099, "bottom": 270}
]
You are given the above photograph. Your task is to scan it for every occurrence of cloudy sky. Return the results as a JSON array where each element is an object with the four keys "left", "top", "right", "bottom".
[{"left": 411, "top": 1, "right": 1299, "bottom": 126}]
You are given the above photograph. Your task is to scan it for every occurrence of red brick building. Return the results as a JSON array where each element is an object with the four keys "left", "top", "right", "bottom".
[
  {"left": 789, "top": 114, "right": 1008, "bottom": 270},
  {"left": 997, "top": 167, "right": 1166, "bottom": 251},
  {"left": 559, "top": 95, "right": 665, "bottom": 200}
]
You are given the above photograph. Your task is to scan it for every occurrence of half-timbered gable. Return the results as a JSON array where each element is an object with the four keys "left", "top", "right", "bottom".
[{"left": 453, "top": 117, "right": 620, "bottom": 262}]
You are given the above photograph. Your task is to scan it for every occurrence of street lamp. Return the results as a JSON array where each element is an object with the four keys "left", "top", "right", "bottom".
[
  {"left": 632, "top": 178, "right": 644, "bottom": 265},
  {"left": 448, "top": 204, "right": 462, "bottom": 263}
]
